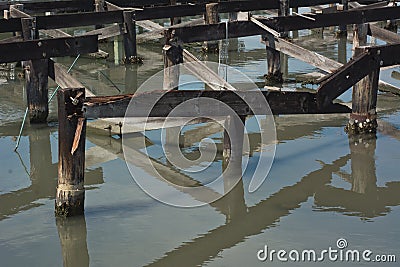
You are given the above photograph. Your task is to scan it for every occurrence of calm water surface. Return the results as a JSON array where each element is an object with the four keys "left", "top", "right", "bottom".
[{"left": 1, "top": 16, "right": 400, "bottom": 267}]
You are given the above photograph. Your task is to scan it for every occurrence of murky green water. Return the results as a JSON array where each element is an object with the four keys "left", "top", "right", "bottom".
[{"left": 1, "top": 13, "right": 400, "bottom": 267}]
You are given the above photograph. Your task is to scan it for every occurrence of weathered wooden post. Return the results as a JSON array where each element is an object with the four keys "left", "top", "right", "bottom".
[
  {"left": 264, "top": 33, "right": 283, "bottom": 84},
  {"left": 337, "top": 35, "right": 347, "bottom": 64},
  {"left": 8, "top": 4, "right": 24, "bottom": 37},
  {"left": 346, "top": 24, "right": 378, "bottom": 135},
  {"left": 21, "top": 17, "right": 49, "bottom": 123},
  {"left": 55, "top": 88, "right": 86, "bottom": 217},
  {"left": 163, "top": 30, "right": 183, "bottom": 90},
  {"left": 278, "top": 0, "right": 289, "bottom": 38},
  {"left": 202, "top": 3, "right": 220, "bottom": 53},
  {"left": 385, "top": 0, "right": 398, "bottom": 30},
  {"left": 56, "top": 216, "right": 90, "bottom": 267},
  {"left": 169, "top": 0, "right": 181, "bottom": 26},
  {"left": 291, "top": 7, "right": 299, "bottom": 38},
  {"left": 94, "top": 0, "right": 105, "bottom": 29},
  {"left": 337, "top": 0, "right": 348, "bottom": 36},
  {"left": 122, "top": 11, "right": 140, "bottom": 64}
]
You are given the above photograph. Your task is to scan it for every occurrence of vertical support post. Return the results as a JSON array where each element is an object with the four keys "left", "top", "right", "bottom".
[
  {"left": 202, "top": 3, "right": 220, "bottom": 53},
  {"left": 385, "top": 1, "right": 398, "bottom": 30},
  {"left": 56, "top": 88, "right": 86, "bottom": 217},
  {"left": 94, "top": 0, "right": 105, "bottom": 29},
  {"left": 337, "top": 35, "right": 347, "bottom": 64},
  {"left": 278, "top": 0, "right": 289, "bottom": 38},
  {"left": 169, "top": 0, "right": 181, "bottom": 26},
  {"left": 9, "top": 4, "right": 24, "bottom": 37},
  {"left": 21, "top": 17, "right": 49, "bottom": 123},
  {"left": 264, "top": 33, "right": 283, "bottom": 85},
  {"left": 163, "top": 30, "right": 183, "bottom": 90},
  {"left": 345, "top": 46, "right": 379, "bottom": 135},
  {"left": 337, "top": 0, "right": 348, "bottom": 35},
  {"left": 291, "top": 7, "right": 299, "bottom": 38},
  {"left": 122, "top": 11, "right": 138, "bottom": 64}
]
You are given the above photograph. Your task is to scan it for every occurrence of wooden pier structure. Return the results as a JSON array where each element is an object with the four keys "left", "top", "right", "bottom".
[{"left": 0, "top": 0, "right": 399, "bottom": 216}]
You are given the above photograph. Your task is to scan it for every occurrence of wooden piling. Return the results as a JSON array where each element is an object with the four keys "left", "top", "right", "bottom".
[
  {"left": 94, "top": 0, "right": 105, "bottom": 29},
  {"left": 122, "top": 11, "right": 141, "bottom": 64},
  {"left": 202, "top": 3, "right": 219, "bottom": 53},
  {"left": 345, "top": 46, "right": 379, "bottom": 135},
  {"left": 55, "top": 88, "right": 86, "bottom": 217},
  {"left": 169, "top": 0, "right": 181, "bottom": 26},
  {"left": 9, "top": 4, "right": 24, "bottom": 37},
  {"left": 278, "top": 0, "right": 289, "bottom": 38},
  {"left": 337, "top": 0, "right": 348, "bottom": 35},
  {"left": 264, "top": 33, "right": 283, "bottom": 85},
  {"left": 163, "top": 30, "right": 183, "bottom": 90},
  {"left": 21, "top": 17, "right": 49, "bottom": 123},
  {"left": 346, "top": 24, "right": 378, "bottom": 135}
]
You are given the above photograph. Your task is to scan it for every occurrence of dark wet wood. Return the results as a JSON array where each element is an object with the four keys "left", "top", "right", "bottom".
[
  {"left": 0, "top": 35, "right": 98, "bottom": 63},
  {"left": 56, "top": 88, "right": 86, "bottom": 217},
  {"left": 123, "top": 11, "right": 137, "bottom": 59},
  {"left": 84, "top": 90, "right": 350, "bottom": 119},
  {"left": 203, "top": 3, "right": 219, "bottom": 52},
  {"left": 168, "top": 6, "right": 400, "bottom": 43}
]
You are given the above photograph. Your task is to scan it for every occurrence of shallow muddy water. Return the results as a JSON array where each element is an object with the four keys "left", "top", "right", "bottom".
[{"left": 1, "top": 14, "right": 400, "bottom": 267}]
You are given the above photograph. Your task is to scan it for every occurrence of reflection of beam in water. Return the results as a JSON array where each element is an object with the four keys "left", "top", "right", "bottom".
[
  {"left": 314, "top": 134, "right": 400, "bottom": 218},
  {"left": 0, "top": 126, "right": 104, "bottom": 221},
  {"left": 87, "top": 134, "right": 233, "bottom": 214},
  {"left": 56, "top": 216, "right": 89, "bottom": 267},
  {"left": 145, "top": 155, "right": 350, "bottom": 267}
]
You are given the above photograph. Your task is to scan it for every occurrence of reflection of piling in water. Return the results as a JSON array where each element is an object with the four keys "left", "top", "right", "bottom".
[
  {"left": 56, "top": 216, "right": 89, "bottom": 267},
  {"left": 349, "top": 134, "right": 377, "bottom": 194},
  {"left": 223, "top": 115, "right": 247, "bottom": 223}
]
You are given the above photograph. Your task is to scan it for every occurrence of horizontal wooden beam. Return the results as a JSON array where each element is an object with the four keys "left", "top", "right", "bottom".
[
  {"left": 84, "top": 90, "right": 350, "bottom": 119},
  {"left": 274, "top": 5, "right": 400, "bottom": 32},
  {"left": 0, "top": 0, "right": 93, "bottom": 12},
  {"left": 169, "top": 6, "right": 400, "bottom": 42},
  {"left": 368, "top": 24, "right": 400, "bottom": 44},
  {"left": 317, "top": 43, "right": 400, "bottom": 106},
  {"left": 0, "top": 35, "right": 98, "bottom": 63},
  {"left": 48, "top": 59, "right": 95, "bottom": 97},
  {"left": 0, "top": 0, "right": 353, "bottom": 34}
]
